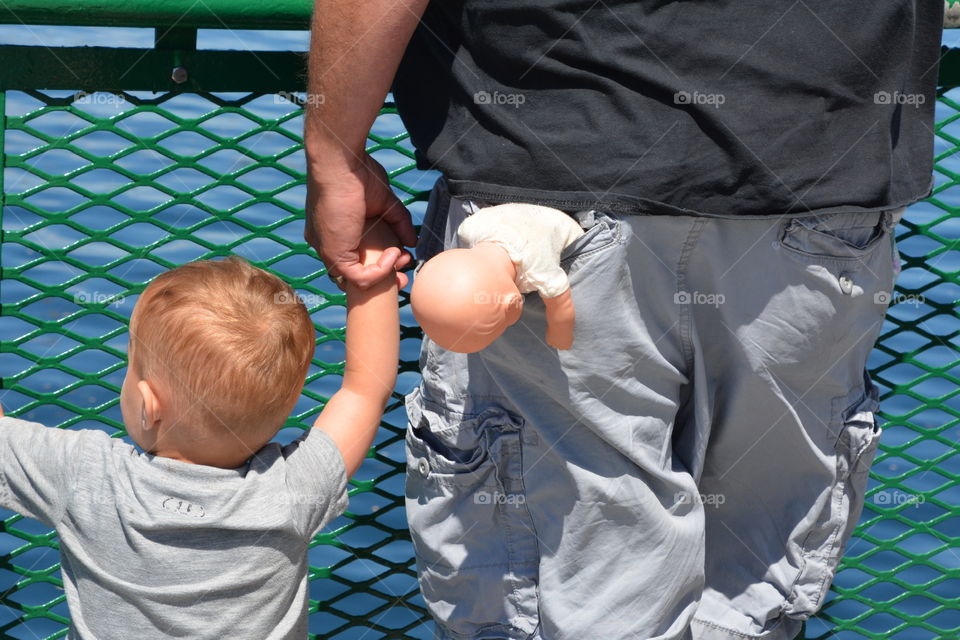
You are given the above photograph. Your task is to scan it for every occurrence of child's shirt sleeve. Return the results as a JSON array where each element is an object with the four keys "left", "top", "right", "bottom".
[
  {"left": 0, "top": 416, "right": 85, "bottom": 528},
  {"left": 281, "top": 428, "right": 350, "bottom": 540}
]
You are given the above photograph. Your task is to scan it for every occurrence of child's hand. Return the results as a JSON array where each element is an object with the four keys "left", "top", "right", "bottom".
[{"left": 357, "top": 218, "right": 409, "bottom": 289}]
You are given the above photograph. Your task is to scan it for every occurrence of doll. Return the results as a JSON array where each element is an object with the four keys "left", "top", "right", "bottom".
[{"left": 411, "top": 202, "right": 585, "bottom": 353}]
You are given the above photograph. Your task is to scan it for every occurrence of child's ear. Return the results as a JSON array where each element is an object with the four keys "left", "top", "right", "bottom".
[{"left": 136, "top": 380, "right": 162, "bottom": 430}]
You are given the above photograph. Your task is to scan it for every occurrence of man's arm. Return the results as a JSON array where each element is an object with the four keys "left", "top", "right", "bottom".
[
  {"left": 304, "top": 0, "right": 429, "bottom": 287},
  {"left": 311, "top": 220, "right": 401, "bottom": 477}
]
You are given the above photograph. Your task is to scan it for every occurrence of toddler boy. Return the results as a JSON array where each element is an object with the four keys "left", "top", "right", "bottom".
[{"left": 0, "top": 220, "right": 403, "bottom": 639}]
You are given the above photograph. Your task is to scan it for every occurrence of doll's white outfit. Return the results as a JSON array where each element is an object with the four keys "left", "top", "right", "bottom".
[{"left": 456, "top": 203, "right": 584, "bottom": 299}]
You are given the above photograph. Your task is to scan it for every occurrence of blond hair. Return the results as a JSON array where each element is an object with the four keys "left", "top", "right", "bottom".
[{"left": 129, "top": 256, "right": 314, "bottom": 439}]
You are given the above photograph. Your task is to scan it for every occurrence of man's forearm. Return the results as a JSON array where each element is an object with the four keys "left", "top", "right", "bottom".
[{"left": 305, "top": 0, "right": 430, "bottom": 176}]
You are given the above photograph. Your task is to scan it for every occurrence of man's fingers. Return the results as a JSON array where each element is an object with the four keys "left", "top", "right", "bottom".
[
  {"left": 335, "top": 261, "right": 379, "bottom": 288},
  {"left": 325, "top": 248, "right": 361, "bottom": 283},
  {"left": 380, "top": 200, "right": 418, "bottom": 247}
]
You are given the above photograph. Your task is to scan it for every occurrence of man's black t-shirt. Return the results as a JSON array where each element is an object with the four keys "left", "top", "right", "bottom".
[{"left": 392, "top": 1, "right": 943, "bottom": 217}]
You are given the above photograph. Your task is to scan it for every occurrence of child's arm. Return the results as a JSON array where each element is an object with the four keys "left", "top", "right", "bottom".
[
  {"left": 311, "top": 219, "right": 401, "bottom": 477},
  {"left": 0, "top": 407, "right": 86, "bottom": 527}
]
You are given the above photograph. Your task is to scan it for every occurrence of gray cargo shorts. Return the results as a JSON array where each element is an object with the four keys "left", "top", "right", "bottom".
[{"left": 405, "top": 177, "right": 902, "bottom": 640}]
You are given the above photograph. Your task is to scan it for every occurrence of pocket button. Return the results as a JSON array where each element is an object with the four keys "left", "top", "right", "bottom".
[
  {"left": 417, "top": 457, "right": 431, "bottom": 478},
  {"left": 838, "top": 273, "right": 854, "bottom": 295}
]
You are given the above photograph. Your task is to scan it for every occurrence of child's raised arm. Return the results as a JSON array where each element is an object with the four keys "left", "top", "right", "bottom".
[{"left": 312, "top": 219, "right": 402, "bottom": 477}]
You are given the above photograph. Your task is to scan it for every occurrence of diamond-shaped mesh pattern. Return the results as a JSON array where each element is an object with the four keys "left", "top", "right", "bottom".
[
  {"left": 0, "top": 88, "right": 432, "bottom": 639},
  {"left": 0, "top": 86, "right": 957, "bottom": 640}
]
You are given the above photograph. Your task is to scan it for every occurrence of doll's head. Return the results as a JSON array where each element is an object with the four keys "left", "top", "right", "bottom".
[{"left": 411, "top": 242, "right": 523, "bottom": 353}]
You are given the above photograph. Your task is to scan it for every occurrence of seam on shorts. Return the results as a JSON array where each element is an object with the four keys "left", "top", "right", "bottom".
[
  {"left": 419, "top": 558, "right": 539, "bottom": 571},
  {"left": 692, "top": 617, "right": 776, "bottom": 639},
  {"left": 495, "top": 439, "right": 525, "bottom": 624},
  {"left": 676, "top": 218, "right": 707, "bottom": 374},
  {"left": 501, "top": 432, "right": 540, "bottom": 628},
  {"left": 785, "top": 389, "right": 860, "bottom": 615},
  {"left": 436, "top": 621, "right": 534, "bottom": 640},
  {"left": 417, "top": 388, "right": 511, "bottom": 420}
]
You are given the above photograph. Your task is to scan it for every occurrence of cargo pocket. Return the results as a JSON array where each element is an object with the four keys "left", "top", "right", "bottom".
[
  {"left": 784, "top": 369, "right": 882, "bottom": 619},
  {"left": 404, "top": 387, "right": 540, "bottom": 639}
]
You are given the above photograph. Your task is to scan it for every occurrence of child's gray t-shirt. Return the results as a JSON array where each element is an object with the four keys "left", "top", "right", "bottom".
[{"left": 0, "top": 416, "right": 349, "bottom": 639}]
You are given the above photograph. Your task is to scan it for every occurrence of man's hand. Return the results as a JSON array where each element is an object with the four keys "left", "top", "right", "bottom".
[
  {"left": 303, "top": 0, "right": 428, "bottom": 289},
  {"left": 306, "top": 153, "right": 416, "bottom": 288}
]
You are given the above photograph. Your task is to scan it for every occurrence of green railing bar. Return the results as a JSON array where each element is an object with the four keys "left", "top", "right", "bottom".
[
  {"left": 0, "top": 1, "right": 957, "bottom": 30},
  {"left": 0, "top": 0, "right": 312, "bottom": 30},
  {"left": 940, "top": 47, "right": 960, "bottom": 91},
  {"left": 0, "top": 0, "right": 960, "bottom": 29},
  {"left": 155, "top": 27, "right": 197, "bottom": 51},
  {"left": 0, "top": 44, "right": 307, "bottom": 92},
  {"left": 0, "top": 46, "right": 959, "bottom": 94}
]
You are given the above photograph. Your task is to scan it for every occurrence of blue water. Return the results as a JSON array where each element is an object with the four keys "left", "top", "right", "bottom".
[{"left": 0, "top": 22, "right": 958, "bottom": 640}]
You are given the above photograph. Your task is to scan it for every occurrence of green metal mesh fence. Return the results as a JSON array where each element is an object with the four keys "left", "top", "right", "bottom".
[
  {"left": 0, "top": 41, "right": 957, "bottom": 640},
  {"left": 0, "top": 87, "right": 431, "bottom": 639}
]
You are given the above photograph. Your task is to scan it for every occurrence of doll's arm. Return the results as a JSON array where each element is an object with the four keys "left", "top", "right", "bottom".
[{"left": 542, "top": 288, "right": 576, "bottom": 350}]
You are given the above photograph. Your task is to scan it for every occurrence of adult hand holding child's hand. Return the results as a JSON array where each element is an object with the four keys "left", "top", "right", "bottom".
[
  {"left": 355, "top": 217, "right": 410, "bottom": 289},
  {"left": 305, "top": 154, "right": 415, "bottom": 289}
]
